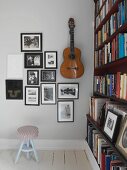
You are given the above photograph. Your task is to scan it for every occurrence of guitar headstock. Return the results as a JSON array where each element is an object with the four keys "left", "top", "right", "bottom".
[{"left": 68, "top": 18, "right": 75, "bottom": 29}]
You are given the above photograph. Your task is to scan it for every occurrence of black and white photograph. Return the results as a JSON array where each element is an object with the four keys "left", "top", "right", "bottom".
[
  {"left": 6, "top": 80, "right": 23, "bottom": 100},
  {"left": 27, "top": 70, "right": 39, "bottom": 85},
  {"left": 24, "top": 53, "right": 43, "bottom": 68},
  {"left": 44, "top": 51, "right": 57, "bottom": 69},
  {"left": 21, "top": 33, "right": 42, "bottom": 51},
  {"left": 57, "top": 101, "right": 74, "bottom": 122},
  {"left": 116, "top": 115, "right": 127, "bottom": 159},
  {"left": 57, "top": 83, "right": 79, "bottom": 99},
  {"left": 41, "top": 70, "right": 56, "bottom": 82},
  {"left": 104, "top": 110, "right": 122, "bottom": 142},
  {"left": 25, "top": 86, "right": 40, "bottom": 106},
  {"left": 41, "top": 83, "right": 56, "bottom": 104}
]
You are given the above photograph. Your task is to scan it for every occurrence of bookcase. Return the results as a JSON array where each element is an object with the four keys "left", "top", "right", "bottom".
[{"left": 86, "top": 0, "right": 127, "bottom": 169}]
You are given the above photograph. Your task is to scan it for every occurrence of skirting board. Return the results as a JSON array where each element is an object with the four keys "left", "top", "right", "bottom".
[
  {"left": 0, "top": 139, "right": 85, "bottom": 150},
  {"left": 84, "top": 140, "right": 100, "bottom": 170}
]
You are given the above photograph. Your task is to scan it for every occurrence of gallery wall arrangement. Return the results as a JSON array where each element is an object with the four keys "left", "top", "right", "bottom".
[{"left": 6, "top": 32, "right": 80, "bottom": 123}]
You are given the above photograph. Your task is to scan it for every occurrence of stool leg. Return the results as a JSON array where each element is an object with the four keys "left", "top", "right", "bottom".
[
  {"left": 30, "top": 139, "right": 39, "bottom": 162},
  {"left": 27, "top": 140, "right": 30, "bottom": 159},
  {"left": 15, "top": 141, "right": 24, "bottom": 163}
]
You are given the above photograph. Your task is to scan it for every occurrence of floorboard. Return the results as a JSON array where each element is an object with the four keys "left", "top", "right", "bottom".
[{"left": 0, "top": 150, "right": 93, "bottom": 170}]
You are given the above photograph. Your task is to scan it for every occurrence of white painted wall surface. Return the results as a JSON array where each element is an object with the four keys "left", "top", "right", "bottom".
[{"left": 0, "top": 0, "right": 94, "bottom": 141}]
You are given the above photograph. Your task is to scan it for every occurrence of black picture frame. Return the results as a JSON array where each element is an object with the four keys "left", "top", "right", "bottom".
[
  {"left": 24, "top": 53, "right": 43, "bottom": 68},
  {"left": 21, "top": 33, "right": 42, "bottom": 52},
  {"left": 116, "top": 115, "right": 127, "bottom": 159},
  {"left": 57, "top": 100, "right": 74, "bottom": 122},
  {"left": 40, "top": 83, "right": 56, "bottom": 105},
  {"left": 25, "top": 86, "right": 40, "bottom": 106},
  {"left": 104, "top": 110, "right": 122, "bottom": 143},
  {"left": 57, "top": 83, "right": 79, "bottom": 99},
  {"left": 6, "top": 80, "right": 23, "bottom": 100},
  {"left": 27, "top": 70, "right": 39, "bottom": 85},
  {"left": 44, "top": 51, "right": 57, "bottom": 69},
  {"left": 41, "top": 70, "right": 56, "bottom": 82}
]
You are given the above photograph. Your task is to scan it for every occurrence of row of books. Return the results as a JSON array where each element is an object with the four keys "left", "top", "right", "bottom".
[
  {"left": 95, "top": 0, "right": 127, "bottom": 48},
  {"left": 89, "top": 96, "right": 127, "bottom": 124},
  {"left": 94, "top": 72, "right": 127, "bottom": 100},
  {"left": 96, "top": 0, "right": 127, "bottom": 30},
  {"left": 94, "top": 33, "right": 127, "bottom": 68},
  {"left": 95, "top": 0, "right": 106, "bottom": 15},
  {"left": 87, "top": 123, "right": 127, "bottom": 170}
]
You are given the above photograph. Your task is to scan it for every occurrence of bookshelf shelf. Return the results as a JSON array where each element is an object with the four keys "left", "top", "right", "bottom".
[
  {"left": 94, "top": 92, "right": 127, "bottom": 103},
  {"left": 94, "top": 57, "right": 127, "bottom": 75},
  {"left": 87, "top": 114, "right": 127, "bottom": 165}
]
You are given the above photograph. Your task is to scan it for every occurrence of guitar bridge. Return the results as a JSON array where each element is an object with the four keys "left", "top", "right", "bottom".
[{"left": 67, "top": 67, "right": 78, "bottom": 70}]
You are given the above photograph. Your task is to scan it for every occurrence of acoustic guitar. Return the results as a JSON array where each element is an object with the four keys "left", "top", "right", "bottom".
[{"left": 60, "top": 18, "right": 84, "bottom": 79}]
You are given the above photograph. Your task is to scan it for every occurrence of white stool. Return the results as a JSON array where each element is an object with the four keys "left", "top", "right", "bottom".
[{"left": 15, "top": 125, "right": 39, "bottom": 163}]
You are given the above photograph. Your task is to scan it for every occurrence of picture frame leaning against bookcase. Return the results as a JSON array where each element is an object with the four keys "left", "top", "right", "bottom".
[{"left": 86, "top": 0, "right": 127, "bottom": 168}]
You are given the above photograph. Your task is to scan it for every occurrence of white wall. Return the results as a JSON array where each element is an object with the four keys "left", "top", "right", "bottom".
[{"left": 0, "top": 0, "right": 94, "bottom": 140}]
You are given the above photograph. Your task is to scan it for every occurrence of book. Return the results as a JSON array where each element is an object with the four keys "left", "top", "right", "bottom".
[
  {"left": 100, "top": 144, "right": 110, "bottom": 170},
  {"left": 105, "top": 154, "right": 111, "bottom": 170},
  {"left": 97, "top": 137, "right": 106, "bottom": 164}
]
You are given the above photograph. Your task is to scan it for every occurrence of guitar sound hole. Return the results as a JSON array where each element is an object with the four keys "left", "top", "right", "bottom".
[{"left": 69, "top": 54, "right": 75, "bottom": 60}]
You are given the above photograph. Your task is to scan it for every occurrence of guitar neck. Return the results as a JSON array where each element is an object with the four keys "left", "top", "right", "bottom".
[{"left": 70, "top": 28, "right": 75, "bottom": 58}]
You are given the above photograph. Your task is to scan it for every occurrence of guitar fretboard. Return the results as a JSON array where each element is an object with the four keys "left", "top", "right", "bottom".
[{"left": 70, "top": 28, "right": 75, "bottom": 59}]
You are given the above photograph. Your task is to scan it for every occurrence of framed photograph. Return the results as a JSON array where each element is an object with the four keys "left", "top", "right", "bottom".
[
  {"left": 57, "top": 101, "right": 74, "bottom": 122},
  {"left": 57, "top": 83, "right": 79, "bottom": 99},
  {"left": 41, "top": 83, "right": 56, "bottom": 104},
  {"left": 6, "top": 80, "right": 23, "bottom": 100},
  {"left": 116, "top": 116, "right": 127, "bottom": 159},
  {"left": 27, "top": 70, "right": 39, "bottom": 85},
  {"left": 21, "top": 33, "right": 42, "bottom": 52},
  {"left": 24, "top": 53, "right": 43, "bottom": 68},
  {"left": 25, "top": 86, "right": 40, "bottom": 106},
  {"left": 41, "top": 70, "right": 56, "bottom": 82},
  {"left": 44, "top": 51, "right": 57, "bottom": 69},
  {"left": 104, "top": 110, "right": 122, "bottom": 143}
]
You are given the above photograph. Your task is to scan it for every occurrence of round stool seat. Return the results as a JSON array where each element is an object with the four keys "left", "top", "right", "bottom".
[{"left": 17, "top": 125, "right": 38, "bottom": 140}]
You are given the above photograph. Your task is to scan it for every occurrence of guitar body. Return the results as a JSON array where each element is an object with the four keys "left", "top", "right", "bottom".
[{"left": 60, "top": 47, "right": 84, "bottom": 78}]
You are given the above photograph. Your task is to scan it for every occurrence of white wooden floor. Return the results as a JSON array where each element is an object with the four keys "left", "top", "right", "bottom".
[{"left": 0, "top": 150, "right": 92, "bottom": 170}]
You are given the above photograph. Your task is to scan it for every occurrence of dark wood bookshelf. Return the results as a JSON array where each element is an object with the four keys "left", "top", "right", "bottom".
[
  {"left": 87, "top": 114, "right": 127, "bottom": 165},
  {"left": 95, "top": 0, "right": 122, "bottom": 33},
  {"left": 94, "top": 57, "right": 127, "bottom": 75},
  {"left": 88, "top": 0, "right": 127, "bottom": 167},
  {"left": 95, "top": 22, "right": 127, "bottom": 51}
]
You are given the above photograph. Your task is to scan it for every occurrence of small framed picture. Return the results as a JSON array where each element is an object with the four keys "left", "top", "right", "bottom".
[
  {"left": 116, "top": 115, "right": 127, "bottom": 159},
  {"left": 57, "top": 83, "right": 79, "bottom": 99},
  {"left": 104, "top": 110, "right": 122, "bottom": 143},
  {"left": 21, "top": 33, "right": 42, "bottom": 52},
  {"left": 25, "top": 86, "right": 40, "bottom": 106},
  {"left": 57, "top": 101, "right": 74, "bottom": 122},
  {"left": 41, "top": 83, "right": 56, "bottom": 104},
  {"left": 44, "top": 51, "right": 57, "bottom": 69},
  {"left": 27, "top": 70, "right": 39, "bottom": 85},
  {"left": 6, "top": 80, "right": 23, "bottom": 100},
  {"left": 41, "top": 70, "right": 56, "bottom": 82},
  {"left": 24, "top": 53, "right": 43, "bottom": 68}
]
